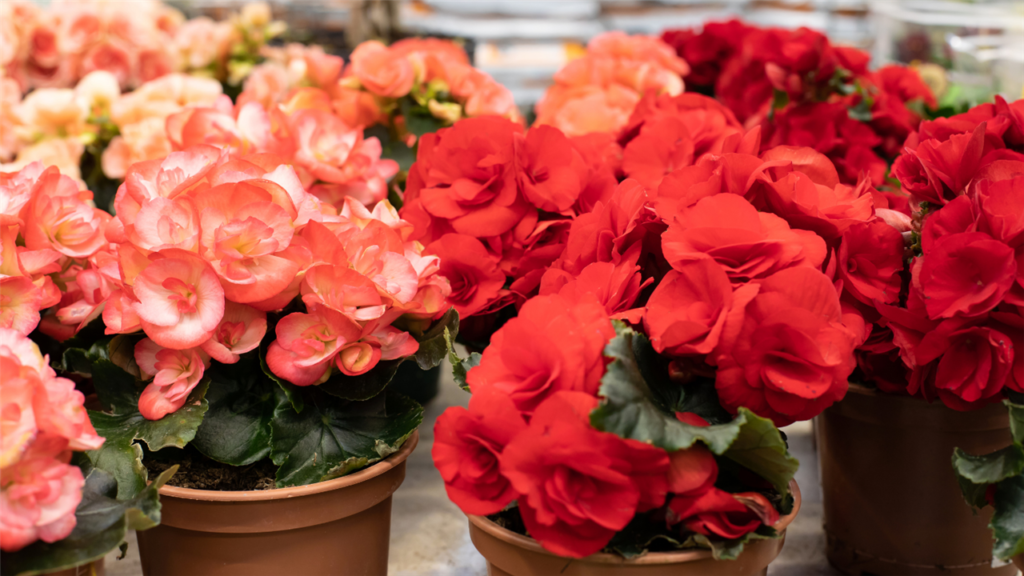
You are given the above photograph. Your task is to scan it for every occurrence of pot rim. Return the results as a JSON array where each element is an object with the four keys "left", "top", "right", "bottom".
[
  {"left": 468, "top": 478, "right": 801, "bottom": 565},
  {"left": 157, "top": 430, "right": 418, "bottom": 502}
]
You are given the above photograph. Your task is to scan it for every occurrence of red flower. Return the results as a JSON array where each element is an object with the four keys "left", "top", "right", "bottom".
[
  {"left": 669, "top": 487, "right": 778, "bottom": 540},
  {"left": 661, "top": 20, "right": 751, "bottom": 87},
  {"left": 500, "top": 391, "right": 670, "bottom": 558},
  {"left": 661, "top": 193, "right": 827, "bottom": 286},
  {"left": 838, "top": 220, "right": 905, "bottom": 306},
  {"left": 653, "top": 153, "right": 765, "bottom": 216},
  {"left": 433, "top": 386, "right": 527, "bottom": 515},
  {"left": 915, "top": 319, "right": 1014, "bottom": 405},
  {"left": 620, "top": 116, "right": 695, "bottom": 190},
  {"left": 644, "top": 257, "right": 754, "bottom": 357},
  {"left": 426, "top": 234, "right": 506, "bottom": 319},
  {"left": 402, "top": 117, "right": 528, "bottom": 240},
  {"left": 714, "top": 267, "right": 858, "bottom": 426},
  {"left": 466, "top": 293, "right": 614, "bottom": 415},
  {"left": 914, "top": 232, "right": 1016, "bottom": 320},
  {"left": 516, "top": 125, "right": 587, "bottom": 214},
  {"left": 899, "top": 124, "right": 989, "bottom": 204},
  {"left": 540, "top": 253, "right": 648, "bottom": 323}
]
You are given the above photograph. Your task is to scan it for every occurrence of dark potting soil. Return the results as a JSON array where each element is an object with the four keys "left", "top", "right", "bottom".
[{"left": 145, "top": 454, "right": 278, "bottom": 491}]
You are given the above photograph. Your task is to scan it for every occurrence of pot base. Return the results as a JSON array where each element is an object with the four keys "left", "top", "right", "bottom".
[
  {"left": 137, "top": 432, "right": 417, "bottom": 576},
  {"left": 826, "top": 534, "right": 1017, "bottom": 576},
  {"left": 467, "top": 480, "right": 801, "bottom": 576}
]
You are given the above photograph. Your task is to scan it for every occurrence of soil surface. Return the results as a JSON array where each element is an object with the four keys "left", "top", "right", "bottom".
[{"left": 146, "top": 454, "right": 278, "bottom": 491}]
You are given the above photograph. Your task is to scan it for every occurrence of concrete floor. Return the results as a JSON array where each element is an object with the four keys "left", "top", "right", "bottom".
[{"left": 100, "top": 365, "right": 1005, "bottom": 576}]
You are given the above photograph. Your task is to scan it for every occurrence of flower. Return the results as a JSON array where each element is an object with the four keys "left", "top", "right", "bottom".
[
  {"left": 914, "top": 232, "right": 1016, "bottom": 320},
  {"left": 467, "top": 293, "right": 614, "bottom": 415},
  {"left": 425, "top": 234, "right": 506, "bottom": 319},
  {"left": 135, "top": 338, "right": 209, "bottom": 420},
  {"left": 500, "top": 391, "right": 669, "bottom": 558},
  {"left": 131, "top": 250, "right": 226, "bottom": 350},
  {"left": 432, "top": 386, "right": 527, "bottom": 515},
  {"left": 714, "top": 267, "right": 858, "bottom": 426}
]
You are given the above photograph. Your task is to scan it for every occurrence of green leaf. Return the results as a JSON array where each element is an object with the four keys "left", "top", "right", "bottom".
[
  {"left": 590, "top": 326, "right": 746, "bottom": 454},
  {"left": 87, "top": 359, "right": 208, "bottom": 498},
  {"left": 991, "top": 475, "right": 1024, "bottom": 560},
  {"left": 317, "top": 359, "right": 404, "bottom": 401},
  {"left": 604, "top": 515, "right": 689, "bottom": 559},
  {"left": 952, "top": 445, "right": 1024, "bottom": 485},
  {"left": 413, "top": 307, "right": 459, "bottom": 371},
  {"left": 694, "top": 524, "right": 779, "bottom": 561},
  {"left": 270, "top": 389, "right": 422, "bottom": 487},
  {"left": 0, "top": 467, "right": 172, "bottom": 576},
  {"left": 955, "top": 470, "right": 990, "bottom": 509},
  {"left": 399, "top": 96, "right": 446, "bottom": 137},
  {"left": 365, "top": 124, "right": 416, "bottom": 173},
  {"left": 1007, "top": 401, "right": 1024, "bottom": 446},
  {"left": 192, "top": 352, "right": 276, "bottom": 466},
  {"left": 848, "top": 99, "right": 873, "bottom": 122},
  {"left": 446, "top": 327, "right": 479, "bottom": 392},
  {"left": 722, "top": 408, "right": 799, "bottom": 498}
]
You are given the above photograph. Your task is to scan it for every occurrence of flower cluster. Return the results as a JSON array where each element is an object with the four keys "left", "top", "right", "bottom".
[
  {"left": 535, "top": 32, "right": 690, "bottom": 137},
  {"left": 866, "top": 97, "right": 1024, "bottom": 410},
  {"left": 0, "top": 162, "right": 112, "bottom": 338},
  {"left": 434, "top": 295, "right": 784, "bottom": 558},
  {"left": 398, "top": 116, "right": 621, "bottom": 335},
  {"left": 1, "top": 0, "right": 283, "bottom": 94},
  {"left": 237, "top": 37, "right": 518, "bottom": 135},
  {"left": 0, "top": 328, "right": 104, "bottom": 552},
  {"left": 661, "top": 20, "right": 935, "bottom": 185},
  {"left": 1, "top": 71, "right": 123, "bottom": 181},
  {"left": 91, "top": 145, "right": 448, "bottom": 419}
]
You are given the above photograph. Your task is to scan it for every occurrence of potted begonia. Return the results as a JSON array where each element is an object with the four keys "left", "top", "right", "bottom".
[
  {"left": 953, "top": 396, "right": 1024, "bottom": 573},
  {"left": 812, "top": 96, "right": 1024, "bottom": 575},
  {"left": 0, "top": 164, "right": 169, "bottom": 576},
  {"left": 416, "top": 86, "right": 871, "bottom": 569},
  {"left": 37, "top": 144, "right": 454, "bottom": 575}
]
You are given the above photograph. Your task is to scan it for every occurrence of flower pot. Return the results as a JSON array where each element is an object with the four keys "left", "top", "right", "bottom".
[
  {"left": 44, "top": 559, "right": 104, "bottom": 576},
  {"left": 817, "top": 384, "right": 1015, "bottom": 576},
  {"left": 466, "top": 480, "right": 801, "bottom": 576},
  {"left": 136, "top": 431, "right": 418, "bottom": 576},
  {"left": 388, "top": 362, "right": 442, "bottom": 405},
  {"left": 1013, "top": 555, "right": 1024, "bottom": 572}
]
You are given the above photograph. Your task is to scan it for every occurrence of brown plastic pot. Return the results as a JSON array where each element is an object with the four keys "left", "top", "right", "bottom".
[
  {"left": 136, "top": 431, "right": 418, "bottom": 576},
  {"left": 1013, "top": 555, "right": 1023, "bottom": 572},
  {"left": 44, "top": 559, "right": 104, "bottom": 576},
  {"left": 466, "top": 480, "right": 801, "bottom": 576},
  {"left": 817, "top": 384, "right": 1014, "bottom": 575}
]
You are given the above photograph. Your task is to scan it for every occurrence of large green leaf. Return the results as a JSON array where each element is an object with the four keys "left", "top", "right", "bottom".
[
  {"left": 722, "top": 408, "right": 799, "bottom": 498},
  {"left": 412, "top": 307, "right": 459, "bottom": 371},
  {"left": 590, "top": 324, "right": 797, "bottom": 497},
  {"left": 316, "top": 359, "right": 404, "bottom": 401},
  {"left": 0, "top": 467, "right": 172, "bottom": 576},
  {"left": 87, "top": 359, "right": 209, "bottom": 498},
  {"left": 991, "top": 475, "right": 1024, "bottom": 560},
  {"left": 952, "top": 445, "right": 1024, "bottom": 485},
  {"left": 1007, "top": 401, "right": 1024, "bottom": 446},
  {"left": 258, "top": 342, "right": 304, "bottom": 413},
  {"left": 270, "top": 389, "right": 422, "bottom": 487},
  {"left": 590, "top": 326, "right": 746, "bottom": 454},
  {"left": 604, "top": 514, "right": 688, "bottom": 559},
  {"left": 694, "top": 524, "right": 779, "bottom": 561},
  {"left": 192, "top": 352, "right": 276, "bottom": 466}
]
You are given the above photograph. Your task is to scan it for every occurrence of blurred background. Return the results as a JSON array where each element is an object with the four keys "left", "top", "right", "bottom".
[{"left": 157, "top": 0, "right": 1024, "bottom": 112}]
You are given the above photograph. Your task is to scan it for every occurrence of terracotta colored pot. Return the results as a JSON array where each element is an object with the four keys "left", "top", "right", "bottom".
[
  {"left": 1013, "top": 555, "right": 1023, "bottom": 572},
  {"left": 467, "top": 480, "right": 801, "bottom": 576},
  {"left": 136, "top": 431, "right": 418, "bottom": 576},
  {"left": 817, "top": 384, "right": 1015, "bottom": 576},
  {"left": 44, "top": 559, "right": 104, "bottom": 576}
]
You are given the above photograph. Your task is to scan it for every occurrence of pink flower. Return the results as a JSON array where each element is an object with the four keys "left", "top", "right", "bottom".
[
  {"left": 200, "top": 301, "right": 267, "bottom": 364},
  {"left": 135, "top": 338, "right": 209, "bottom": 420},
  {"left": 0, "top": 436, "right": 84, "bottom": 552},
  {"left": 194, "top": 182, "right": 300, "bottom": 304},
  {"left": 0, "top": 276, "right": 43, "bottom": 335},
  {"left": 265, "top": 305, "right": 363, "bottom": 386},
  {"left": 131, "top": 250, "right": 225, "bottom": 350}
]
